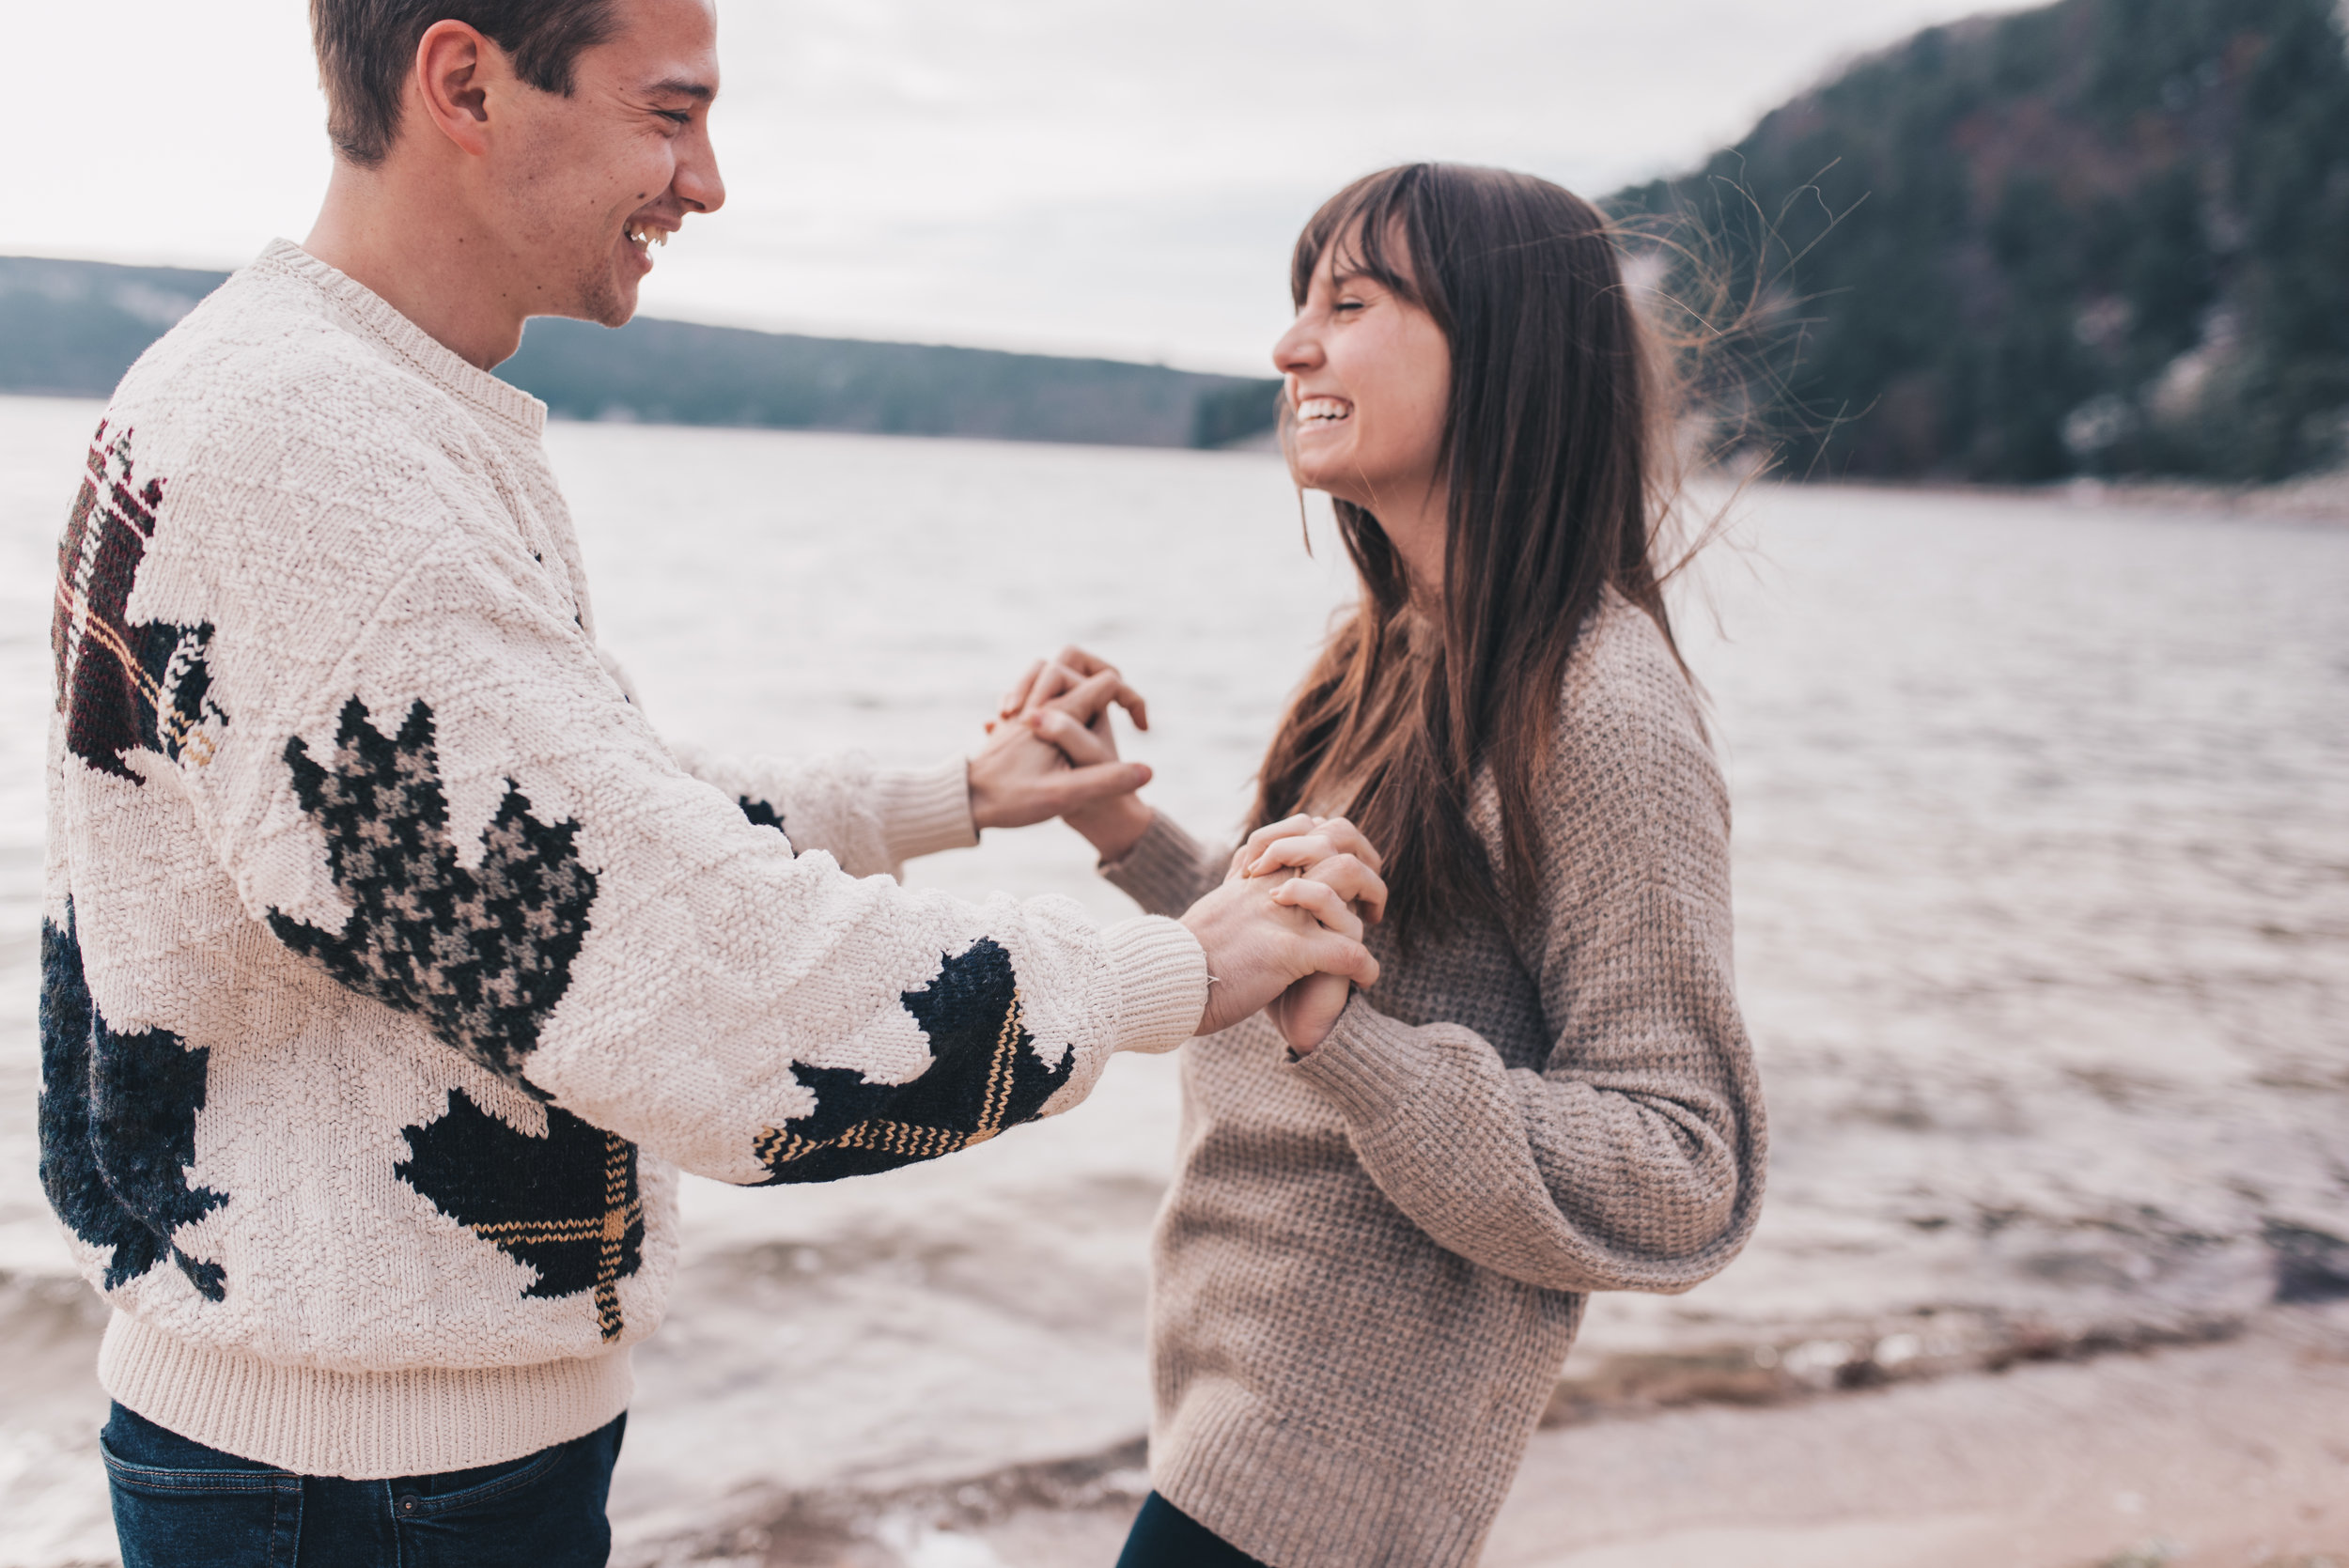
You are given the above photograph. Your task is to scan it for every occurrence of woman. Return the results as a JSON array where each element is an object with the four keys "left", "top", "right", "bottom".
[{"left": 1006, "top": 163, "right": 1766, "bottom": 1568}]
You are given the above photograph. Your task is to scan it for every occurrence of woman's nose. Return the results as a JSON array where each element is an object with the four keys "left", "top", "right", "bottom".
[{"left": 1272, "top": 320, "right": 1322, "bottom": 375}]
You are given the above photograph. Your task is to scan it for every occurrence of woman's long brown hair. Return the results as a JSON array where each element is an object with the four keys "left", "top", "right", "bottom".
[{"left": 1252, "top": 163, "right": 1685, "bottom": 946}]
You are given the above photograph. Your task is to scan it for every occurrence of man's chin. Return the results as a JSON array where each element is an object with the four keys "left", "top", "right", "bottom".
[{"left": 558, "top": 266, "right": 641, "bottom": 331}]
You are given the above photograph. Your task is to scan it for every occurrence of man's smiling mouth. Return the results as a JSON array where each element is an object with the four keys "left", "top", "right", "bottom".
[{"left": 625, "top": 220, "right": 671, "bottom": 254}]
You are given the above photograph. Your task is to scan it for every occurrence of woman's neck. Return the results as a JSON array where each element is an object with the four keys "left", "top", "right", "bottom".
[{"left": 1375, "top": 481, "right": 1449, "bottom": 602}]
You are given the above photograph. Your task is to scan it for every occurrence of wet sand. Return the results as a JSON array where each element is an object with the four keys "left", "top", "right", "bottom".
[{"left": 746, "top": 1305, "right": 2349, "bottom": 1568}]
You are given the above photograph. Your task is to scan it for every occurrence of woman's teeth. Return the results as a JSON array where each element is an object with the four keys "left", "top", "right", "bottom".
[{"left": 1297, "top": 397, "right": 1351, "bottom": 424}]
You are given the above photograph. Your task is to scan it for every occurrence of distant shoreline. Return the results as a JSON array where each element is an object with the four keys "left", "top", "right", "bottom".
[
  {"left": 1714, "top": 462, "right": 2349, "bottom": 525},
  {"left": 7, "top": 388, "right": 2340, "bottom": 518}
]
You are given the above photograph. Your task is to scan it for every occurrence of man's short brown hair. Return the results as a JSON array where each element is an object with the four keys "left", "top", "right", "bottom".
[{"left": 310, "top": 0, "right": 620, "bottom": 166}]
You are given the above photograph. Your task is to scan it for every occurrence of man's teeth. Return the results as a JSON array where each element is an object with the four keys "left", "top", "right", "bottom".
[
  {"left": 1296, "top": 397, "right": 1351, "bottom": 423},
  {"left": 627, "top": 224, "right": 668, "bottom": 248}
]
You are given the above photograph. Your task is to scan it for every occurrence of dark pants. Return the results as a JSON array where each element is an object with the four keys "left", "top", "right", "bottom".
[
  {"left": 1116, "top": 1491, "right": 1271, "bottom": 1568},
  {"left": 101, "top": 1402, "right": 624, "bottom": 1568}
]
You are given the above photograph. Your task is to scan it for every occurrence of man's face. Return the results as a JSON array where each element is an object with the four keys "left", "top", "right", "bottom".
[{"left": 493, "top": 0, "right": 723, "bottom": 327}]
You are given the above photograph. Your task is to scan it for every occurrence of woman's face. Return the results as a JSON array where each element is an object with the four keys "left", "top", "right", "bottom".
[{"left": 1273, "top": 229, "right": 1453, "bottom": 528}]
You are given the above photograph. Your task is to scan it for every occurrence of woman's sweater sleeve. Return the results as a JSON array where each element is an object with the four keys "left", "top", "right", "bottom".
[
  {"left": 1090, "top": 816, "right": 1223, "bottom": 1056},
  {"left": 1287, "top": 622, "right": 1766, "bottom": 1295},
  {"left": 1099, "top": 811, "right": 1229, "bottom": 919}
]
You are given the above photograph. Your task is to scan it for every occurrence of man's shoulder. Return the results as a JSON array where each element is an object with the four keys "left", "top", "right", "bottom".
[{"left": 106, "top": 252, "right": 482, "bottom": 499}]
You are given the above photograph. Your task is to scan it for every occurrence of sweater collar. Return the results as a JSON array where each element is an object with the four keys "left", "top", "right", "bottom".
[{"left": 254, "top": 240, "right": 549, "bottom": 440}]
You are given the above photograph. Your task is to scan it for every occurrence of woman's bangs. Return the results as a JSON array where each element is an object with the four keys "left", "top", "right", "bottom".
[{"left": 1291, "top": 171, "right": 1427, "bottom": 309}]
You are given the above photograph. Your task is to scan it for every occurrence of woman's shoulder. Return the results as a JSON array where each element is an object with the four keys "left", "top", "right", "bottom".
[
  {"left": 1553, "top": 585, "right": 1706, "bottom": 750},
  {"left": 1510, "top": 590, "right": 1730, "bottom": 899}
]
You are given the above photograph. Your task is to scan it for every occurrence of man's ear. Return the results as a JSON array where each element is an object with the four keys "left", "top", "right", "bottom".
[{"left": 411, "top": 19, "right": 501, "bottom": 158}]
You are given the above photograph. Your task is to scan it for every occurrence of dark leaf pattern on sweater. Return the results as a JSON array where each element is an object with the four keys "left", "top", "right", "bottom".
[
  {"left": 269, "top": 697, "right": 599, "bottom": 1084},
  {"left": 752, "top": 939, "right": 1069, "bottom": 1184},
  {"left": 53, "top": 422, "right": 226, "bottom": 782},
  {"left": 397, "top": 1088, "right": 643, "bottom": 1341},
  {"left": 39, "top": 905, "right": 230, "bottom": 1299}
]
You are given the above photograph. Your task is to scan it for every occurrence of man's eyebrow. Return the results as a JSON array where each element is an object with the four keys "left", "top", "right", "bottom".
[{"left": 645, "top": 77, "right": 715, "bottom": 101}]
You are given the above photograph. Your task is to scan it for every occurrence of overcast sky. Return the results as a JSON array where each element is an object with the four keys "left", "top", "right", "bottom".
[{"left": 8, "top": 0, "right": 2035, "bottom": 371}]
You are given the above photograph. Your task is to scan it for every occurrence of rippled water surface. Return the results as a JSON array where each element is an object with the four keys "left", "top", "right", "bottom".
[{"left": 0, "top": 395, "right": 2342, "bottom": 1563}]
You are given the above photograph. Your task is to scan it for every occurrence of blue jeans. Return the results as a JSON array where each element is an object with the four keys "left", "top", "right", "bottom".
[
  {"left": 101, "top": 1403, "right": 624, "bottom": 1567},
  {"left": 1115, "top": 1491, "right": 1271, "bottom": 1567}
]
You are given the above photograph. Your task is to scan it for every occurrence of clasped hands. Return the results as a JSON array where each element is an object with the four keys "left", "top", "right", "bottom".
[{"left": 967, "top": 646, "right": 1384, "bottom": 1053}]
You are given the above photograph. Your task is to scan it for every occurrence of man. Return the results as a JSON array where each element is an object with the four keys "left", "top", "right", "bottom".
[{"left": 42, "top": 1, "right": 1378, "bottom": 1561}]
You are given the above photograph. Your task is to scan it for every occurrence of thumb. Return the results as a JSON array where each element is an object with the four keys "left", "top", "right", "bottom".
[
  {"left": 1030, "top": 706, "right": 1116, "bottom": 766},
  {"left": 1305, "top": 930, "right": 1380, "bottom": 991},
  {"left": 1051, "top": 760, "right": 1152, "bottom": 809}
]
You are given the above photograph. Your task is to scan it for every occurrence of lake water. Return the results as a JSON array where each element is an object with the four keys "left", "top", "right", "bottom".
[{"left": 0, "top": 394, "right": 2342, "bottom": 1565}]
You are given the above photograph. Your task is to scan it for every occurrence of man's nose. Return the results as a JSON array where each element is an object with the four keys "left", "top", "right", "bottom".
[{"left": 677, "top": 135, "right": 726, "bottom": 215}]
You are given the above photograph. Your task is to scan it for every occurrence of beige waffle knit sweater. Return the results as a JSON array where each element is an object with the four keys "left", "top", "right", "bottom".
[{"left": 1102, "top": 591, "right": 1766, "bottom": 1568}]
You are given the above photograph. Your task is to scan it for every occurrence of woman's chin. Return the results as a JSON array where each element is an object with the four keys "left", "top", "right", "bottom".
[{"left": 1285, "top": 447, "right": 1349, "bottom": 497}]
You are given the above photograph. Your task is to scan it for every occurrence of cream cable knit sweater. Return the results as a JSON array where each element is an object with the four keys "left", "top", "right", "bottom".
[
  {"left": 40, "top": 241, "right": 1206, "bottom": 1479},
  {"left": 1102, "top": 592, "right": 1766, "bottom": 1568}
]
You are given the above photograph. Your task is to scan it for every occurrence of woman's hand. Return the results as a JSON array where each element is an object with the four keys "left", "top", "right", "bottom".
[
  {"left": 977, "top": 647, "right": 1156, "bottom": 860},
  {"left": 997, "top": 645, "right": 1149, "bottom": 735},
  {"left": 1233, "top": 816, "right": 1388, "bottom": 1054},
  {"left": 967, "top": 662, "right": 1153, "bottom": 835}
]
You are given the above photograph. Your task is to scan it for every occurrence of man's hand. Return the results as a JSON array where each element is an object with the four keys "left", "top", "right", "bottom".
[{"left": 1180, "top": 817, "right": 1387, "bottom": 1041}]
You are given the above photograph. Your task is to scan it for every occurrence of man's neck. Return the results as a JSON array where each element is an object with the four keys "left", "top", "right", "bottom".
[{"left": 303, "top": 161, "right": 529, "bottom": 372}]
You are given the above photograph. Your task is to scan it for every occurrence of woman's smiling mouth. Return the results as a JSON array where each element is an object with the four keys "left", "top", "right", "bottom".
[{"left": 1296, "top": 396, "right": 1353, "bottom": 425}]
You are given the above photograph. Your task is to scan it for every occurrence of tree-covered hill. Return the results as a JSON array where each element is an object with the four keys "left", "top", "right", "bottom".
[
  {"left": 1617, "top": 0, "right": 2349, "bottom": 482},
  {"left": 0, "top": 256, "right": 1280, "bottom": 451}
]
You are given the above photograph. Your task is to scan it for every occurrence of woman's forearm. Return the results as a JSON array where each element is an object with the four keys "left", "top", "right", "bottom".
[
  {"left": 1097, "top": 810, "right": 1227, "bottom": 920},
  {"left": 1065, "top": 792, "right": 1158, "bottom": 863}
]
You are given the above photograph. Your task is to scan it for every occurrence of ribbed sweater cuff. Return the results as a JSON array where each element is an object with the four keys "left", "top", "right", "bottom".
[
  {"left": 1101, "top": 916, "right": 1207, "bottom": 1054},
  {"left": 873, "top": 755, "right": 978, "bottom": 863},
  {"left": 1286, "top": 993, "right": 1439, "bottom": 1126},
  {"left": 1099, "top": 812, "right": 1214, "bottom": 918}
]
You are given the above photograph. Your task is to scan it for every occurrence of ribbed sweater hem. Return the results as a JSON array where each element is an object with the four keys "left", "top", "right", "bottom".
[
  {"left": 1101, "top": 916, "right": 1208, "bottom": 1054},
  {"left": 874, "top": 755, "right": 980, "bottom": 864},
  {"left": 1154, "top": 1381, "right": 1489, "bottom": 1568},
  {"left": 99, "top": 1312, "right": 633, "bottom": 1480}
]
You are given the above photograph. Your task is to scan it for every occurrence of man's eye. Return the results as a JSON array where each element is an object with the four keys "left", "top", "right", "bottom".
[{"left": 656, "top": 110, "right": 692, "bottom": 126}]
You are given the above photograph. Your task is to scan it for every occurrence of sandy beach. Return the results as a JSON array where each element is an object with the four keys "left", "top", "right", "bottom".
[{"left": 769, "top": 1304, "right": 2349, "bottom": 1568}]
